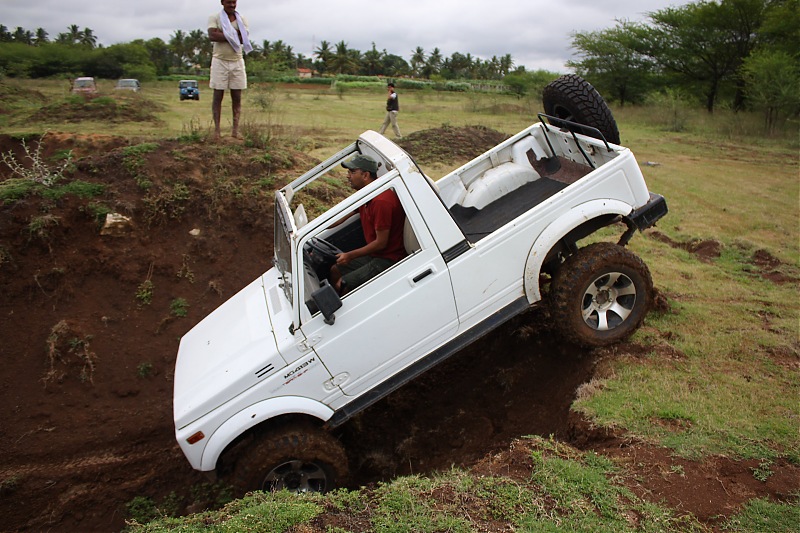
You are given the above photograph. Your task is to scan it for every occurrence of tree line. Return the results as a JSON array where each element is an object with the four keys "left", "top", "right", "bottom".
[{"left": 0, "top": 23, "right": 519, "bottom": 82}]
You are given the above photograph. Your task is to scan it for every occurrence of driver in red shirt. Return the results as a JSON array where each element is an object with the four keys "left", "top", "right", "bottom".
[{"left": 330, "top": 154, "right": 407, "bottom": 294}]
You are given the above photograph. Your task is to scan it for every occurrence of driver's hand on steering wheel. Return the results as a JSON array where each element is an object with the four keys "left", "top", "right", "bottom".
[{"left": 336, "top": 252, "right": 353, "bottom": 266}]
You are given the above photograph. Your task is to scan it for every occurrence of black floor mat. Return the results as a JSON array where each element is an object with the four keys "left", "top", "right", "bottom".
[{"left": 449, "top": 177, "right": 569, "bottom": 241}]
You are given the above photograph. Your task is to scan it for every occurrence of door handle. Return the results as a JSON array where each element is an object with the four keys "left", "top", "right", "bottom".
[{"left": 412, "top": 269, "right": 433, "bottom": 283}]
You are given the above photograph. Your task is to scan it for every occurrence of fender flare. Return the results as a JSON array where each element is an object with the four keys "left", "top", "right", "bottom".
[
  {"left": 200, "top": 396, "right": 334, "bottom": 471},
  {"left": 523, "top": 199, "right": 632, "bottom": 303}
]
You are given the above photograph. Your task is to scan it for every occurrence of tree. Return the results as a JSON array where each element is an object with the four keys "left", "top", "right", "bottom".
[
  {"left": 87, "top": 42, "right": 154, "bottom": 79},
  {"left": 423, "top": 47, "right": 442, "bottom": 78},
  {"left": 34, "top": 28, "right": 49, "bottom": 46},
  {"left": 0, "top": 25, "right": 12, "bottom": 42},
  {"left": 314, "top": 40, "right": 333, "bottom": 74},
  {"left": 637, "top": 0, "right": 767, "bottom": 112},
  {"left": 410, "top": 46, "right": 425, "bottom": 77},
  {"left": 380, "top": 51, "right": 409, "bottom": 77},
  {"left": 362, "top": 43, "right": 382, "bottom": 76},
  {"left": 504, "top": 69, "right": 559, "bottom": 97},
  {"left": 55, "top": 24, "right": 83, "bottom": 45},
  {"left": 499, "top": 54, "right": 514, "bottom": 76},
  {"left": 741, "top": 49, "right": 800, "bottom": 133},
  {"left": 169, "top": 30, "right": 189, "bottom": 68},
  {"left": 758, "top": 0, "right": 800, "bottom": 57},
  {"left": 80, "top": 27, "right": 97, "bottom": 48},
  {"left": 139, "top": 37, "right": 173, "bottom": 76},
  {"left": 443, "top": 51, "right": 472, "bottom": 79},
  {"left": 331, "top": 40, "right": 358, "bottom": 74},
  {"left": 568, "top": 20, "right": 656, "bottom": 106},
  {"left": 185, "top": 29, "right": 210, "bottom": 69},
  {"left": 12, "top": 27, "right": 33, "bottom": 45}
]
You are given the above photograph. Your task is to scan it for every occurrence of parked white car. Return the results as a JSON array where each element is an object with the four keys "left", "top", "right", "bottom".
[
  {"left": 114, "top": 78, "right": 141, "bottom": 92},
  {"left": 173, "top": 75, "right": 668, "bottom": 494}
]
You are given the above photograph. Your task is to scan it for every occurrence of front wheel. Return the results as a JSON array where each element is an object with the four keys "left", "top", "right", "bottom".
[
  {"left": 231, "top": 422, "right": 348, "bottom": 494},
  {"left": 550, "top": 242, "right": 652, "bottom": 347}
]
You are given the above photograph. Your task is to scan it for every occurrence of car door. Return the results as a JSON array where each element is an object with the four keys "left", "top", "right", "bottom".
[{"left": 298, "top": 179, "right": 459, "bottom": 399}]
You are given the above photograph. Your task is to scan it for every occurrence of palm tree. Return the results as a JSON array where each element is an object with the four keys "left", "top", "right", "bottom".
[
  {"left": 424, "top": 47, "right": 442, "bottom": 77},
  {"left": 34, "top": 28, "right": 49, "bottom": 45},
  {"left": 55, "top": 24, "right": 82, "bottom": 45},
  {"left": 68, "top": 24, "right": 82, "bottom": 44},
  {"left": 169, "top": 29, "right": 188, "bottom": 68},
  {"left": 314, "top": 40, "right": 333, "bottom": 74},
  {"left": 363, "top": 43, "right": 383, "bottom": 76},
  {"left": 296, "top": 53, "right": 312, "bottom": 69},
  {"left": 331, "top": 40, "right": 356, "bottom": 74},
  {"left": 269, "top": 40, "right": 294, "bottom": 70},
  {"left": 187, "top": 29, "right": 209, "bottom": 68},
  {"left": 284, "top": 44, "right": 295, "bottom": 67},
  {"left": 80, "top": 27, "right": 97, "bottom": 48},
  {"left": 0, "top": 25, "right": 11, "bottom": 42},
  {"left": 410, "top": 46, "right": 425, "bottom": 77},
  {"left": 12, "top": 27, "right": 33, "bottom": 45},
  {"left": 499, "top": 54, "right": 514, "bottom": 76}
]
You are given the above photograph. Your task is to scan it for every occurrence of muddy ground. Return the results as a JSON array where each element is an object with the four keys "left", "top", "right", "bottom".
[{"left": 0, "top": 128, "right": 797, "bottom": 532}]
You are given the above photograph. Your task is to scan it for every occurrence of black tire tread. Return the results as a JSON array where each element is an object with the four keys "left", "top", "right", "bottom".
[
  {"left": 542, "top": 74, "right": 620, "bottom": 145},
  {"left": 550, "top": 242, "right": 652, "bottom": 347},
  {"left": 230, "top": 421, "right": 348, "bottom": 494}
]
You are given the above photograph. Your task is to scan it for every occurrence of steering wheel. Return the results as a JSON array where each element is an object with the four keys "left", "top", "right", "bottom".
[{"left": 303, "top": 237, "right": 344, "bottom": 279}]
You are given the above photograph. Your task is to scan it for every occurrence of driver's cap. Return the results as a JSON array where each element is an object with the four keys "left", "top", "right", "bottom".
[{"left": 341, "top": 154, "right": 379, "bottom": 174}]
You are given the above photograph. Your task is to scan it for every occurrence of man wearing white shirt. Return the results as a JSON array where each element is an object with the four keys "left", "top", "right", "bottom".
[{"left": 208, "top": 0, "right": 252, "bottom": 139}]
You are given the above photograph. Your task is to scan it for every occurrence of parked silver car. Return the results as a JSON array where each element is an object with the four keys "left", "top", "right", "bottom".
[{"left": 114, "top": 79, "right": 141, "bottom": 92}]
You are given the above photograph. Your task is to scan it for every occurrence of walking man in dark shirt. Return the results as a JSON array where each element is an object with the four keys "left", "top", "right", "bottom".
[{"left": 378, "top": 82, "right": 402, "bottom": 138}]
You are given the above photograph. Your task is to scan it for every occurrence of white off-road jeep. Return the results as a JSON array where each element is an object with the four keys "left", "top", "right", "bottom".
[{"left": 173, "top": 75, "right": 667, "bottom": 493}]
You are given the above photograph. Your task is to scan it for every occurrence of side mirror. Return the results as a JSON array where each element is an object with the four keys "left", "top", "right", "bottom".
[{"left": 311, "top": 280, "right": 342, "bottom": 325}]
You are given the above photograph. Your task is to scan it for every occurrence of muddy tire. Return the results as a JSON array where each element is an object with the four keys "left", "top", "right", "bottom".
[
  {"left": 231, "top": 422, "right": 347, "bottom": 494},
  {"left": 551, "top": 242, "right": 652, "bottom": 347},
  {"left": 542, "top": 74, "right": 620, "bottom": 145}
]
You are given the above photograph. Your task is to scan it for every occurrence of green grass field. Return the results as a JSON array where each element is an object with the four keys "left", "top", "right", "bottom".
[{"left": 2, "top": 77, "right": 798, "bottom": 531}]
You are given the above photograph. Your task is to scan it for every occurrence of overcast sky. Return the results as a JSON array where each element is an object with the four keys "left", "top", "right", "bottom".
[{"left": 1, "top": 0, "right": 694, "bottom": 72}]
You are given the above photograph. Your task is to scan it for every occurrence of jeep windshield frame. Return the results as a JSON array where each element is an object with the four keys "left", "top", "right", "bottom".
[
  {"left": 273, "top": 140, "right": 364, "bottom": 313},
  {"left": 274, "top": 193, "right": 295, "bottom": 305}
]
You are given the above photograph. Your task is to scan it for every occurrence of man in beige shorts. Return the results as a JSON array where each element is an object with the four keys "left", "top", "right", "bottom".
[{"left": 208, "top": 0, "right": 252, "bottom": 139}]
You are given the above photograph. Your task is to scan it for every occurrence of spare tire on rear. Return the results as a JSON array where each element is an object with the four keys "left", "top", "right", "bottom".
[{"left": 542, "top": 74, "right": 620, "bottom": 145}]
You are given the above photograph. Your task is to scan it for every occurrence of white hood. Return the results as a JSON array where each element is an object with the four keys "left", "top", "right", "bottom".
[{"left": 173, "top": 275, "right": 287, "bottom": 429}]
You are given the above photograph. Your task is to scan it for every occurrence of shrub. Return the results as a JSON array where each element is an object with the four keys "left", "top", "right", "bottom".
[
  {"left": 170, "top": 298, "right": 189, "bottom": 317},
  {"left": 0, "top": 132, "right": 73, "bottom": 186}
]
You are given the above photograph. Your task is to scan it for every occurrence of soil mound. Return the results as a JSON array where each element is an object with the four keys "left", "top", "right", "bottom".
[{"left": 396, "top": 125, "right": 509, "bottom": 165}]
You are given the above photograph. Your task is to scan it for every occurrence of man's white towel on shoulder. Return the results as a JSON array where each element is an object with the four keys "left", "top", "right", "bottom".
[{"left": 219, "top": 9, "right": 253, "bottom": 55}]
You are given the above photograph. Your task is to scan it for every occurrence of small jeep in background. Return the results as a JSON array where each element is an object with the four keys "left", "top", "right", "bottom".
[{"left": 179, "top": 80, "right": 200, "bottom": 101}]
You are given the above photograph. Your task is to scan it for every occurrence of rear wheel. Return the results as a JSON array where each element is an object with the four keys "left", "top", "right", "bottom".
[
  {"left": 231, "top": 422, "right": 347, "bottom": 494},
  {"left": 551, "top": 242, "right": 652, "bottom": 346},
  {"left": 542, "top": 74, "right": 620, "bottom": 144}
]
